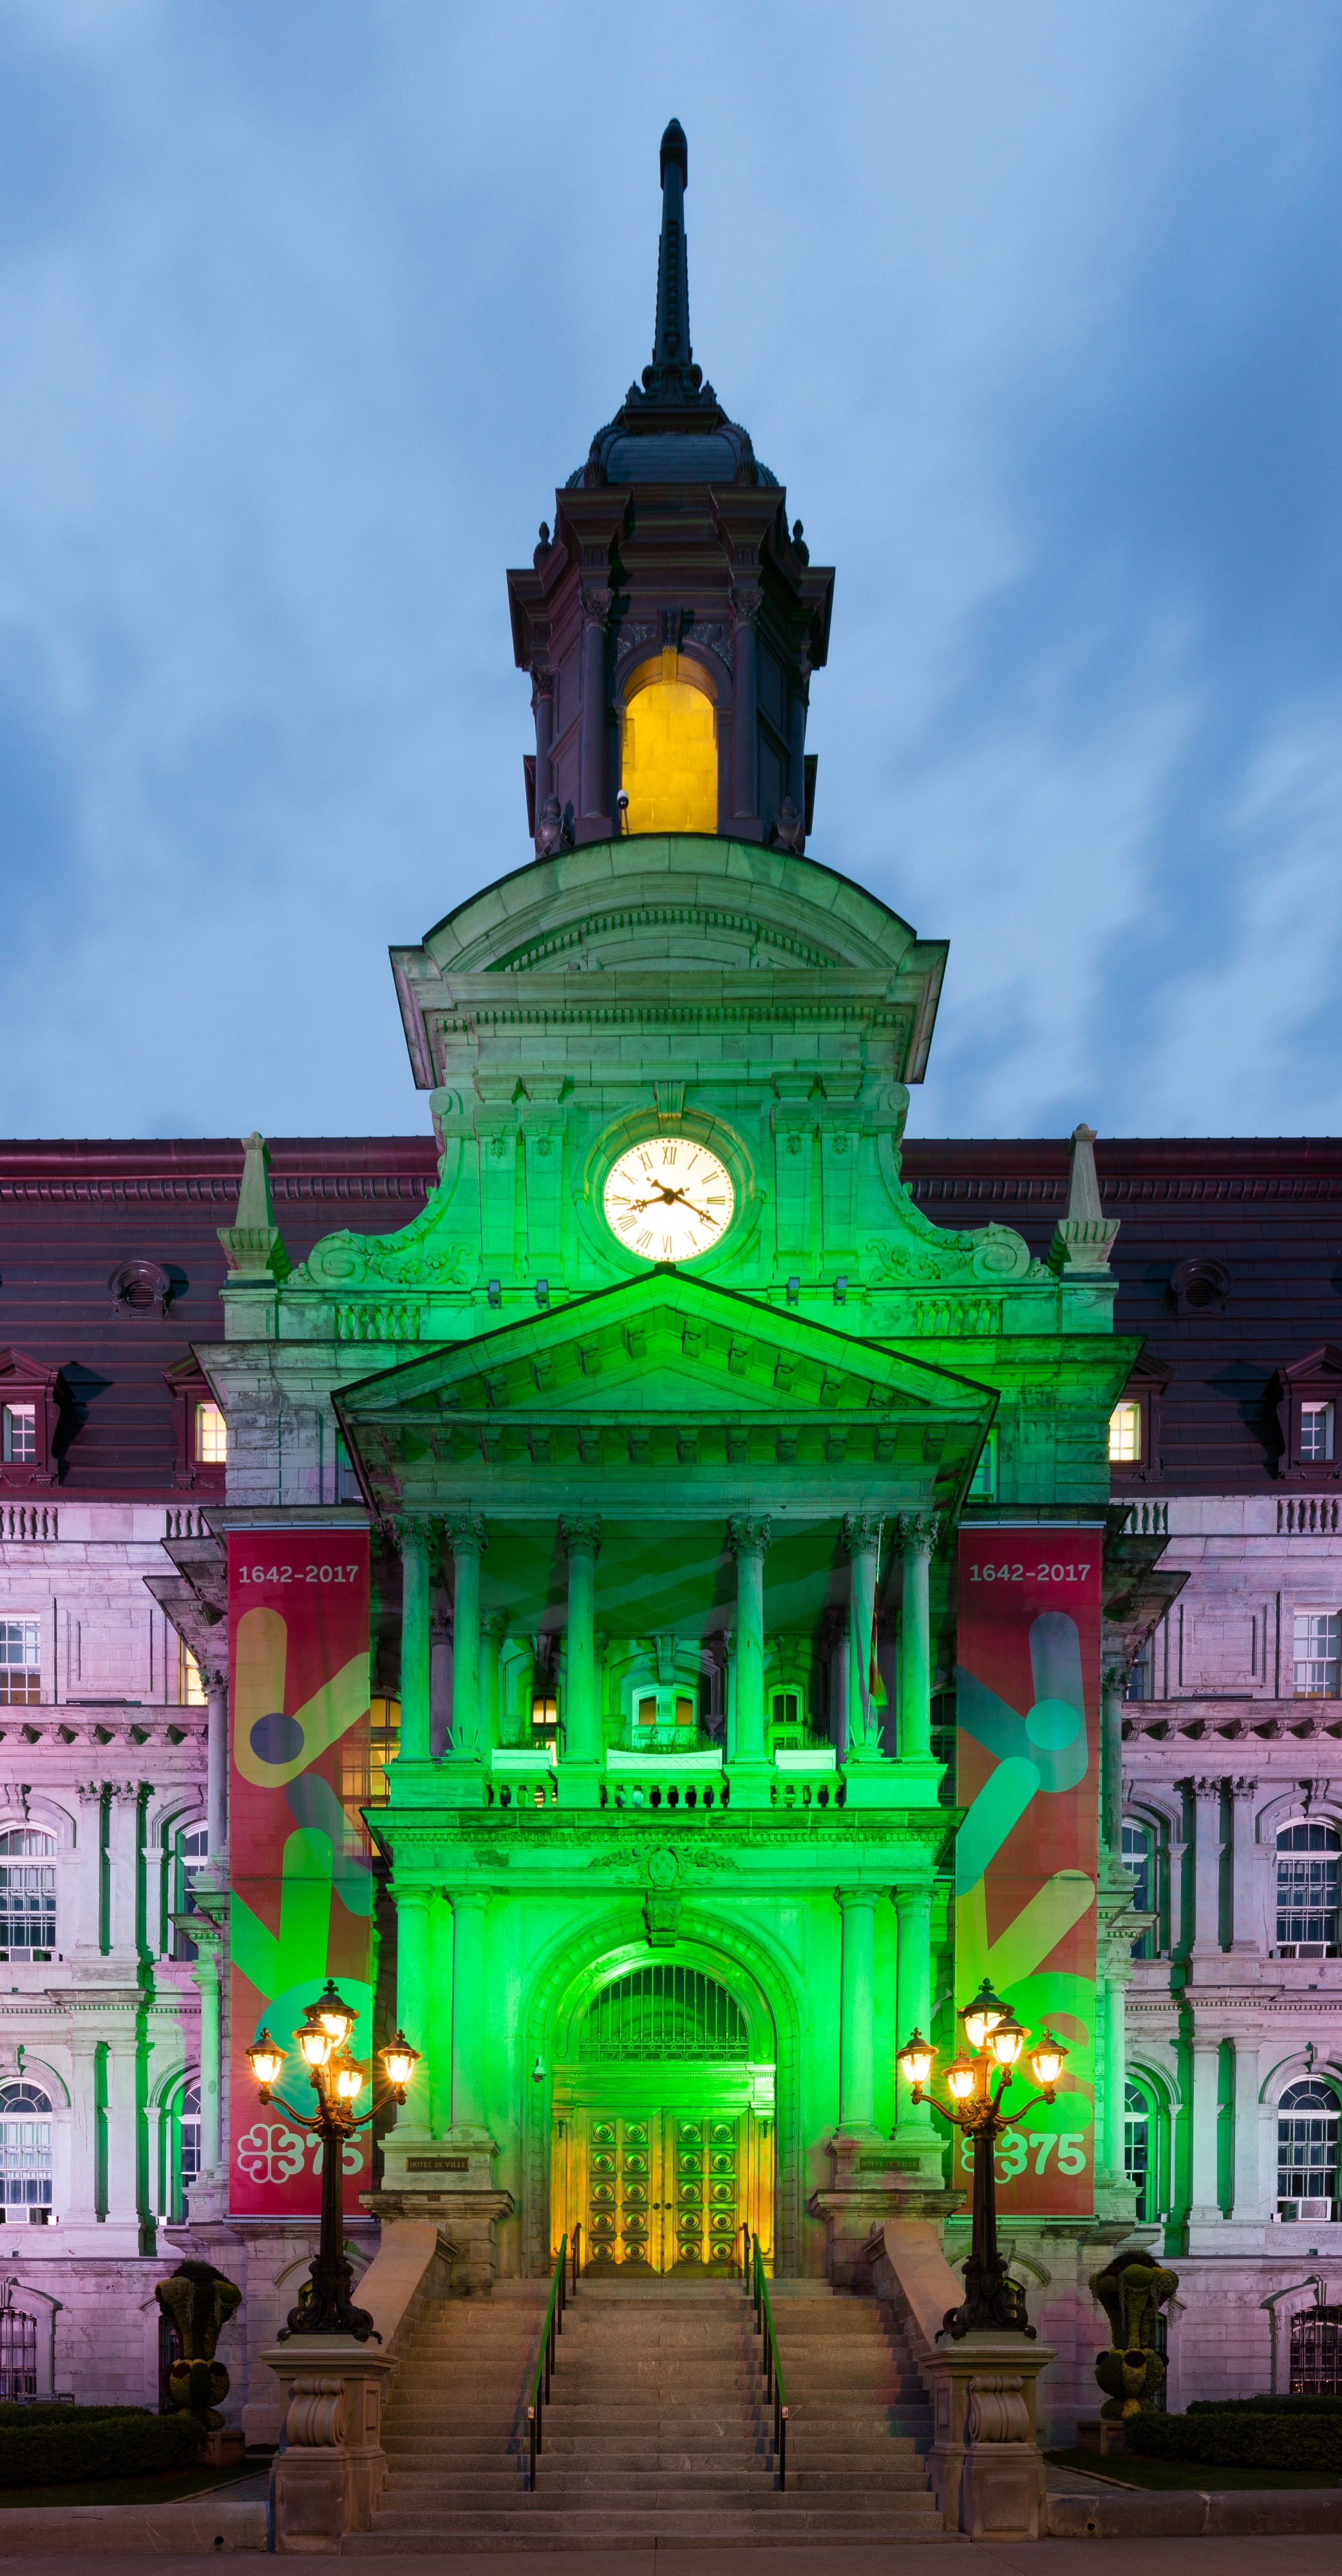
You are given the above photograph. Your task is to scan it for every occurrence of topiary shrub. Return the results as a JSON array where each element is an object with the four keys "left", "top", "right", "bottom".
[
  {"left": 1126, "top": 2409, "right": 1342, "bottom": 2470},
  {"left": 0, "top": 2409, "right": 207, "bottom": 2488}
]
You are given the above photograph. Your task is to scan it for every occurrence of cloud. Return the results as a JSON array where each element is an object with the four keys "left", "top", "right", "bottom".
[{"left": 0, "top": 1, "right": 1339, "bottom": 1141}]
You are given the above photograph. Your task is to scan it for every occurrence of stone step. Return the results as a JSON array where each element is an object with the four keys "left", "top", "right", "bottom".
[{"left": 364, "top": 2505, "right": 940, "bottom": 2537}]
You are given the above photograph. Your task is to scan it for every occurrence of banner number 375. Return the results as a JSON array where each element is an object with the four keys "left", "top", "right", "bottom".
[{"left": 959, "top": 2133, "right": 1088, "bottom": 2179}]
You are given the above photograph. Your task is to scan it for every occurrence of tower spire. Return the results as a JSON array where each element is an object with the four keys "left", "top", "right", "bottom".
[{"left": 652, "top": 118, "right": 692, "bottom": 371}]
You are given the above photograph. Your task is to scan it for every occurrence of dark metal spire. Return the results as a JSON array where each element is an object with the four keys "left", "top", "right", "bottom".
[{"left": 652, "top": 118, "right": 692, "bottom": 370}]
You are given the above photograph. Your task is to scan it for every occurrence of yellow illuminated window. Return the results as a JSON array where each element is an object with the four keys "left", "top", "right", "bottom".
[
  {"left": 339, "top": 1697, "right": 401, "bottom": 1819},
  {"left": 179, "top": 1643, "right": 206, "bottom": 1707},
  {"left": 620, "top": 665, "right": 717, "bottom": 834},
  {"left": 1109, "top": 1400, "right": 1141, "bottom": 1464},
  {"left": 636, "top": 1695, "right": 657, "bottom": 1726},
  {"left": 531, "top": 1693, "right": 558, "bottom": 1730},
  {"left": 195, "top": 1401, "right": 227, "bottom": 1464},
  {"left": 674, "top": 1695, "right": 694, "bottom": 1727}
]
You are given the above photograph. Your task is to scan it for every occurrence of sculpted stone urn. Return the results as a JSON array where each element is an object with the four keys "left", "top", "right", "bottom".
[
  {"left": 1089, "top": 2251, "right": 1178, "bottom": 2420},
  {"left": 155, "top": 2257, "right": 243, "bottom": 2429}
]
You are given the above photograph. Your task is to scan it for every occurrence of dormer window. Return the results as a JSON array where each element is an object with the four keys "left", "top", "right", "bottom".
[
  {"left": 1, "top": 1406, "right": 35, "bottom": 1466},
  {"left": 195, "top": 1401, "right": 227, "bottom": 1466},
  {"left": 1271, "top": 1348, "right": 1342, "bottom": 1483},
  {"left": 1109, "top": 1401, "right": 1141, "bottom": 1464},
  {"left": 1300, "top": 1402, "right": 1335, "bottom": 1463}
]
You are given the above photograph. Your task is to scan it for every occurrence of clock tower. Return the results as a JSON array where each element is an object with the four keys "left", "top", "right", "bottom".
[{"left": 201, "top": 121, "right": 1133, "bottom": 2317}]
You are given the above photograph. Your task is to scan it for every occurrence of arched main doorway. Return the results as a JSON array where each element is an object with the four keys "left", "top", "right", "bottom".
[{"left": 551, "top": 1956, "right": 775, "bottom": 2275}]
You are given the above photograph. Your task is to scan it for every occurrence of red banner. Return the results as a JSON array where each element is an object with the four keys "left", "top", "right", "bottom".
[
  {"left": 227, "top": 1529, "right": 372, "bottom": 2219},
  {"left": 954, "top": 1526, "right": 1102, "bottom": 2217}
]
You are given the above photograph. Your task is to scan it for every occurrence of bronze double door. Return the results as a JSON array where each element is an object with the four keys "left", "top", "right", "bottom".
[{"left": 553, "top": 2103, "right": 772, "bottom": 2274}]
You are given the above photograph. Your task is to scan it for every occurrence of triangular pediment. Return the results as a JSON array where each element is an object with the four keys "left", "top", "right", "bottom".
[
  {"left": 337, "top": 1271, "right": 993, "bottom": 1426},
  {"left": 334, "top": 1272, "right": 996, "bottom": 1522}
]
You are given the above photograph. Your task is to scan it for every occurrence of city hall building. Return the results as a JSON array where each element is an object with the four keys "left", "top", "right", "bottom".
[{"left": 0, "top": 123, "right": 1338, "bottom": 2444}]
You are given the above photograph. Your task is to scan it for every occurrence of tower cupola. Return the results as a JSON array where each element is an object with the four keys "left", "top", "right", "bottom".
[{"left": 507, "top": 121, "right": 834, "bottom": 855}]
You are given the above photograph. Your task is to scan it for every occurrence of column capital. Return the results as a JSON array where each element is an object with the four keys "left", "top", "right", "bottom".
[
  {"left": 1191, "top": 1773, "right": 1226, "bottom": 1803},
  {"left": 482, "top": 1609, "right": 509, "bottom": 1642},
  {"left": 835, "top": 1885, "right": 880, "bottom": 1914},
  {"left": 726, "top": 1513, "right": 771, "bottom": 1563},
  {"left": 893, "top": 1882, "right": 934, "bottom": 1918},
  {"left": 1231, "top": 1774, "right": 1260, "bottom": 1803},
  {"left": 389, "top": 1511, "right": 438, "bottom": 1558},
  {"left": 895, "top": 1510, "right": 941, "bottom": 1556},
  {"left": 445, "top": 1511, "right": 487, "bottom": 1560},
  {"left": 1102, "top": 1658, "right": 1134, "bottom": 1694},
  {"left": 580, "top": 582, "right": 612, "bottom": 632},
  {"left": 841, "top": 1511, "right": 882, "bottom": 1558},
  {"left": 560, "top": 1513, "right": 601, "bottom": 1562}
]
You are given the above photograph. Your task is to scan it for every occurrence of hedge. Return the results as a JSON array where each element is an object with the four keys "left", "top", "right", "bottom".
[
  {"left": 0, "top": 2410, "right": 207, "bottom": 2488},
  {"left": 1127, "top": 2410, "right": 1342, "bottom": 2471},
  {"left": 1187, "top": 2394, "right": 1342, "bottom": 2416},
  {"left": 0, "top": 2403, "right": 151, "bottom": 2430}
]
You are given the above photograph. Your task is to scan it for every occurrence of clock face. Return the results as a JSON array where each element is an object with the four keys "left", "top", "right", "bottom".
[{"left": 603, "top": 1135, "right": 735, "bottom": 1264}]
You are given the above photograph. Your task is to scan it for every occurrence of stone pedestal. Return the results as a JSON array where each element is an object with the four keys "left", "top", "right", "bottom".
[
  {"left": 810, "top": 2136, "right": 959, "bottom": 2287},
  {"left": 368, "top": 2130, "right": 511, "bottom": 2293},
  {"left": 264, "top": 2337, "right": 395, "bottom": 2553},
  {"left": 922, "top": 2330, "right": 1056, "bottom": 2541}
]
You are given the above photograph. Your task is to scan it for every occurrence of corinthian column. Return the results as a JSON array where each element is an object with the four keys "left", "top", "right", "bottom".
[
  {"left": 895, "top": 1513, "right": 938, "bottom": 1763},
  {"left": 446, "top": 1514, "right": 487, "bottom": 1761},
  {"left": 842, "top": 1513, "right": 882, "bottom": 1759},
  {"left": 560, "top": 1516, "right": 601, "bottom": 1768},
  {"left": 394, "top": 1515, "right": 435, "bottom": 1763},
  {"left": 726, "top": 1517, "right": 771, "bottom": 1767}
]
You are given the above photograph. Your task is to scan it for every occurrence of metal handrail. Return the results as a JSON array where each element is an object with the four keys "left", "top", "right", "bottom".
[
  {"left": 744, "top": 2226, "right": 788, "bottom": 2489},
  {"left": 525, "top": 2230, "right": 572, "bottom": 2490}
]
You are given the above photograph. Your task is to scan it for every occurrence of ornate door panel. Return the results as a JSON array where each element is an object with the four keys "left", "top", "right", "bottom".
[{"left": 574, "top": 2109, "right": 755, "bottom": 2273}]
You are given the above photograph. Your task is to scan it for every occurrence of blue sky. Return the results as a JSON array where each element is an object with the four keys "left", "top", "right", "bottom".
[{"left": 2, "top": 0, "right": 1341, "bottom": 1143}]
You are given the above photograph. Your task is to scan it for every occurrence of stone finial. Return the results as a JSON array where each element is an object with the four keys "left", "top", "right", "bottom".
[
  {"left": 1048, "top": 1122, "right": 1120, "bottom": 1278},
  {"left": 218, "top": 1133, "right": 290, "bottom": 1282}
]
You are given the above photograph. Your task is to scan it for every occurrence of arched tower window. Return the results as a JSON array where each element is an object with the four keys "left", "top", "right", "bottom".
[
  {"left": 1124, "top": 2080, "right": 1151, "bottom": 2219},
  {"left": 1276, "top": 1823, "right": 1340, "bottom": 1956},
  {"left": 620, "top": 658, "right": 717, "bottom": 835},
  {"left": 0, "top": 2079, "right": 53, "bottom": 2223},
  {"left": 1276, "top": 2078, "right": 1340, "bottom": 2217},
  {"left": 1122, "top": 1821, "right": 1156, "bottom": 1958},
  {"left": 173, "top": 1824, "right": 209, "bottom": 1960}
]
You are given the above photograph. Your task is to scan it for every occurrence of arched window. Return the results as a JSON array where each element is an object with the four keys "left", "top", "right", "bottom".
[
  {"left": 1122, "top": 1821, "right": 1156, "bottom": 1958},
  {"left": 1124, "top": 2081, "right": 1151, "bottom": 2219},
  {"left": 0, "top": 1830, "right": 56, "bottom": 1962},
  {"left": 0, "top": 2289, "right": 37, "bottom": 2399},
  {"left": 1277, "top": 2079, "right": 1340, "bottom": 2217},
  {"left": 0, "top": 2079, "right": 53, "bottom": 2222},
  {"left": 619, "top": 659, "right": 718, "bottom": 835},
  {"left": 173, "top": 1825, "right": 209, "bottom": 1961},
  {"left": 580, "top": 1966, "right": 748, "bottom": 2061},
  {"left": 1276, "top": 1823, "right": 1340, "bottom": 1956},
  {"left": 1290, "top": 2302, "right": 1342, "bottom": 2396},
  {"left": 170, "top": 2081, "right": 202, "bottom": 2222}
]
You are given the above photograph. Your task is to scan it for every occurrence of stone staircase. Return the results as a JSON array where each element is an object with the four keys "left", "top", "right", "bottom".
[{"left": 348, "top": 2273, "right": 944, "bottom": 2552}]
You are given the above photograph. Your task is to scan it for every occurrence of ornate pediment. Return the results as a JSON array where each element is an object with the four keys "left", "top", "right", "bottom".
[{"left": 334, "top": 1272, "right": 995, "bottom": 1519}]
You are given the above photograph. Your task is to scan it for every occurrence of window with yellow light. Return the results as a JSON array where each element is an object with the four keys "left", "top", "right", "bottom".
[{"left": 619, "top": 653, "right": 718, "bottom": 834}]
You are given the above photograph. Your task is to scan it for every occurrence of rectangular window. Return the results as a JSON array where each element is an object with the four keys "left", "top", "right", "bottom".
[
  {"left": 967, "top": 1430, "right": 997, "bottom": 1499},
  {"left": 532, "top": 1692, "right": 558, "bottom": 1730},
  {"left": 1, "top": 1405, "right": 37, "bottom": 1465},
  {"left": 1109, "top": 1400, "right": 1142, "bottom": 1464},
  {"left": 0, "top": 2115, "right": 52, "bottom": 2212},
  {"left": 674, "top": 1695, "right": 694, "bottom": 1727},
  {"left": 194, "top": 1400, "right": 227, "bottom": 1465},
  {"left": 178, "top": 1642, "right": 207, "bottom": 1707},
  {"left": 0, "top": 1865, "right": 56, "bottom": 1959},
  {"left": 1293, "top": 1611, "right": 1340, "bottom": 1699},
  {"left": 0, "top": 1620, "right": 41, "bottom": 1709},
  {"left": 1299, "top": 1401, "right": 1335, "bottom": 1462},
  {"left": 636, "top": 1695, "right": 657, "bottom": 1726}
]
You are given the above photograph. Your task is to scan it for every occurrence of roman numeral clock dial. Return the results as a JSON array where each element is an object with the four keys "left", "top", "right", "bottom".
[{"left": 602, "top": 1137, "right": 735, "bottom": 1264}]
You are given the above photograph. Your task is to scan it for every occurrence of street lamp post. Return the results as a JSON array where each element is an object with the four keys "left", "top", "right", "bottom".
[
  {"left": 247, "top": 1979, "right": 421, "bottom": 2344},
  {"left": 897, "top": 1978, "right": 1072, "bottom": 2340}
]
